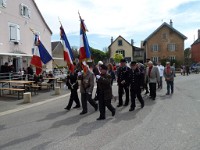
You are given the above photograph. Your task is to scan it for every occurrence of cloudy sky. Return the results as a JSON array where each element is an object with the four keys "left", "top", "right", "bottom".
[{"left": 35, "top": 0, "right": 200, "bottom": 50}]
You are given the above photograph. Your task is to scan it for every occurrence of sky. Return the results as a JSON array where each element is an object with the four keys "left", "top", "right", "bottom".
[{"left": 35, "top": 0, "right": 200, "bottom": 50}]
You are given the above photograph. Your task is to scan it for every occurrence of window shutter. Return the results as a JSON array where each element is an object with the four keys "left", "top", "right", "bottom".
[
  {"left": 16, "top": 25, "right": 20, "bottom": 42},
  {"left": 151, "top": 45, "right": 153, "bottom": 51},
  {"left": 28, "top": 8, "right": 31, "bottom": 18},
  {"left": 20, "top": 4, "right": 24, "bottom": 15},
  {"left": 10, "top": 25, "right": 17, "bottom": 41},
  {"left": 2, "top": 0, "right": 7, "bottom": 7}
]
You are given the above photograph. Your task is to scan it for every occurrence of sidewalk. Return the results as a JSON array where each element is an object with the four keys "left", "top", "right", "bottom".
[{"left": 0, "top": 85, "right": 70, "bottom": 113}]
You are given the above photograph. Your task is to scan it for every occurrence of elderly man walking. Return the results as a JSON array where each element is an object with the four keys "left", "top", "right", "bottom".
[
  {"left": 146, "top": 61, "right": 160, "bottom": 100},
  {"left": 164, "top": 62, "right": 175, "bottom": 95}
]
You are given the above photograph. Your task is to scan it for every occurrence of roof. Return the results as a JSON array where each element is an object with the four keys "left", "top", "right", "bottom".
[
  {"left": 191, "top": 38, "right": 200, "bottom": 46},
  {"left": 32, "top": 0, "right": 52, "bottom": 35},
  {"left": 51, "top": 41, "right": 61, "bottom": 51},
  {"left": 143, "top": 22, "right": 187, "bottom": 45},
  {"left": 108, "top": 35, "right": 133, "bottom": 48}
]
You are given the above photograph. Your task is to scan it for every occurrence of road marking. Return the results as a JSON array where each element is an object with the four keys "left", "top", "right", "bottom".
[
  {"left": 0, "top": 85, "right": 101, "bottom": 117},
  {"left": 0, "top": 93, "right": 71, "bottom": 117}
]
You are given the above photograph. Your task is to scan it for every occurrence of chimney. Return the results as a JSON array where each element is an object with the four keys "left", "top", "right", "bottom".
[
  {"left": 198, "top": 29, "right": 200, "bottom": 39},
  {"left": 111, "top": 37, "right": 113, "bottom": 44},
  {"left": 131, "top": 39, "right": 134, "bottom": 46},
  {"left": 170, "top": 19, "right": 173, "bottom": 27}
]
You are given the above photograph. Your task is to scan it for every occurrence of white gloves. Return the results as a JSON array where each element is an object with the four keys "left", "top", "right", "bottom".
[
  {"left": 78, "top": 72, "right": 82, "bottom": 76},
  {"left": 96, "top": 75, "right": 101, "bottom": 79}
]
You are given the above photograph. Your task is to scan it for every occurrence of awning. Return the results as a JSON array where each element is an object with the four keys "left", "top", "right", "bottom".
[{"left": 0, "top": 53, "right": 33, "bottom": 57}]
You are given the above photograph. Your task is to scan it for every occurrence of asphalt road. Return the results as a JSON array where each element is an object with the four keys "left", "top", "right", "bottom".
[{"left": 0, "top": 74, "right": 200, "bottom": 150}]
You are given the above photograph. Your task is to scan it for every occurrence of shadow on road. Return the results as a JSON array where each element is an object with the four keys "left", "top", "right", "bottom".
[
  {"left": 70, "top": 118, "right": 112, "bottom": 137},
  {"left": 37, "top": 111, "right": 68, "bottom": 122},
  {"left": 0, "top": 133, "right": 41, "bottom": 149}
]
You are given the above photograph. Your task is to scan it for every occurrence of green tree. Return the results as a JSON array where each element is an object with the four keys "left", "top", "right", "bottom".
[
  {"left": 113, "top": 53, "right": 123, "bottom": 63},
  {"left": 184, "top": 47, "right": 192, "bottom": 65},
  {"left": 90, "top": 47, "right": 107, "bottom": 64}
]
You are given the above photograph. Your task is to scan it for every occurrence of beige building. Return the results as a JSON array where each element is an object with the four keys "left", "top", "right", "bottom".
[
  {"left": 143, "top": 20, "right": 187, "bottom": 63},
  {"left": 0, "top": 0, "right": 52, "bottom": 72},
  {"left": 108, "top": 36, "right": 144, "bottom": 63}
]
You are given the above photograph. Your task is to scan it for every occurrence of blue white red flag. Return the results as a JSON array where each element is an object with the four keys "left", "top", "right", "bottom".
[
  {"left": 30, "top": 45, "right": 42, "bottom": 75},
  {"left": 60, "top": 26, "right": 74, "bottom": 64},
  {"left": 34, "top": 34, "right": 53, "bottom": 64},
  {"left": 79, "top": 14, "right": 91, "bottom": 61}
]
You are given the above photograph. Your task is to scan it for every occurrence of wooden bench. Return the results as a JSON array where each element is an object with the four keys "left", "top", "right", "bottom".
[
  {"left": 0, "top": 88, "right": 25, "bottom": 100},
  {"left": 31, "top": 85, "right": 41, "bottom": 95}
]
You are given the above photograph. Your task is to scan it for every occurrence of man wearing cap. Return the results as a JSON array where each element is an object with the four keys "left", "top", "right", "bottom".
[
  {"left": 92, "top": 61, "right": 103, "bottom": 101},
  {"left": 129, "top": 61, "right": 144, "bottom": 111},
  {"left": 96, "top": 64, "right": 116, "bottom": 120},
  {"left": 117, "top": 59, "right": 130, "bottom": 107}
]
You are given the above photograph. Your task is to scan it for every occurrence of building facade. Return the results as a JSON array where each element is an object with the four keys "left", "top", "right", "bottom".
[
  {"left": 191, "top": 30, "right": 200, "bottom": 63},
  {"left": 0, "top": 0, "right": 52, "bottom": 72},
  {"left": 108, "top": 36, "right": 144, "bottom": 63},
  {"left": 143, "top": 20, "right": 187, "bottom": 64}
]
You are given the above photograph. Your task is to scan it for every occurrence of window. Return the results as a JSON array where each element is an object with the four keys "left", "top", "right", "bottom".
[
  {"left": 0, "top": 0, "right": 6, "bottom": 8},
  {"left": 169, "top": 56, "right": 176, "bottom": 61},
  {"left": 9, "top": 23, "right": 20, "bottom": 43},
  {"left": 116, "top": 50, "right": 125, "bottom": 57},
  {"left": 134, "top": 51, "right": 143, "bottom": 57},
  {"left": 151, "top": 44, "right": 159, "bottom": 52},
  {"left": 118, "top": 40, "right": 122, "bottom": 46},
  {"left": 168, "top": 44, "right": 176, "bottom": 51},
  {"left": 152, "top": 56, "right": 159, "bottom": 63},
  {"left": 20, "top": 3, "right": 31, "bottom": 18}
]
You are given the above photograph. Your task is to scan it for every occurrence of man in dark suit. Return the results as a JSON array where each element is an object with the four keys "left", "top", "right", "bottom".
[
  {"left": 96, "top": 65, "right": 115, "bottom": 120},
  {"left": 129, "top": 61, "right": 144, "bottom": 111},
  {"left": 117, "top": 59, "right": 130, "bottom": 107}
]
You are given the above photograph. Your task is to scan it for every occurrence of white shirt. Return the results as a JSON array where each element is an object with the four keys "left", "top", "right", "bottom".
[{"left": 157, "top": 65, "right": 164, "bottom": 77}]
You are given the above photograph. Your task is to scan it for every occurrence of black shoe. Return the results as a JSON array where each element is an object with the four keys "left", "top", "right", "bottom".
[
  {"left": 129, "top": 107, "right": 135, "bottom": 111},
  {"left": 166, "top": 93, "right": 170, "bottom": 95},
  {"left": 171, "top": 91, "right": 173, "bottom": 94},
  {"left": 117, "top": 104, "right": 123, "bottom": 107},
  {"left": 141, "top": 103, "right": 144, "bottom": 108},
  {"left": 73, "top": 105, "right": 80, "bottom": 109},
  {"left": 94, "top": 104, "right": 98, "bottom": 111},
  {"left": 123, "top": 103, "right": 129, "bottom": 106},
  {"left": 64, "top": 107, "right": 70, "bottom": 110},
  {"left": 80, "top": 111, "right": 87, "bottom": 115},
  {"left": 96, "top": 117, "right": 105, "bottom": 120},
  {"left": 145, "top": 91, "right": 149, "bottom": 95},
  {"left": 152, "top": 98, "right": 155, "bottom": 100},
  {"left": 112, "top": 109, "right": 116, "bottom": 116}
]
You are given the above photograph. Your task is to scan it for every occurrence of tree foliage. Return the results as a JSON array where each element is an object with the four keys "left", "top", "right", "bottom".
[
  {"left": 113, "top": 53, "right": 123, "bottom": 63},
  {"left": 90, "top": 47, "right": 107, "bottom": 64}
]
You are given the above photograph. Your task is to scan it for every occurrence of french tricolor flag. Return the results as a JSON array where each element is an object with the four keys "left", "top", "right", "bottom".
[
  {"left": 60, "top": 26, "right": 74, "bottom": 71},
  {"left": 30, "top": 46, "right": 42, "bottom": 75},
  {"left": 79, "top": 15, "right": 91, "bottom": 61}
]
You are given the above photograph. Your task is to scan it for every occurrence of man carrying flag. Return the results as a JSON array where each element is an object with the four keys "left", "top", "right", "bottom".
[
  {"left": 60, "top": 24, "right": 81, "bottom": 110},
  {"left": 79, "top": 13, "right": 91, "bottom": 61}
]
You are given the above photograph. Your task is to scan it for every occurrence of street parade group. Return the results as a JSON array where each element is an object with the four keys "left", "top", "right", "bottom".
[{"left": 64, "top": 59, "right": 175, "bottom": 120}]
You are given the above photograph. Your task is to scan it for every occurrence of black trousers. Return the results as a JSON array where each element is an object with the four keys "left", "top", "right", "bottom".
[
  {"left": 81, "top": 93, "right": 97, "bottom": 113},
  {"left": 130, "top": 88, "right": 144, "bottom": 108},
  {"left": 66, "top": 89, "right": 80, "bottom": 109},
  {"left": 149, "top": 83, "right": 157, "bottom": 98},
  {"left": 99, "top": 96, "right": 115, "bottom": 118},
  {"left": 166, "top": 80, "right": 174, "bottom": 94},
  {"left": 118, "top": 85, "right": 129, "bottom": 105}
]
